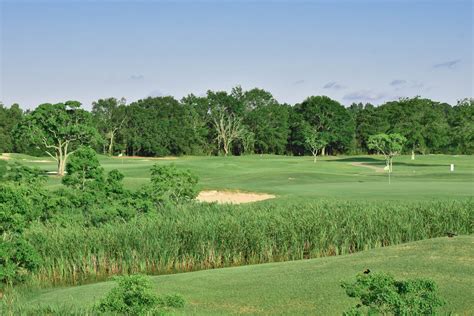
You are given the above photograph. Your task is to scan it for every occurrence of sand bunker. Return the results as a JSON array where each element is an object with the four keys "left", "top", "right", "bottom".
[
  {"left": 350, "top": 162, "right": 385, "bottom": 173},
  {"left": 0, "top": 153, "right": 10, "bottom": 160},
  {"left": 197, "top": 190, "right": 275, "bottom": 204}
]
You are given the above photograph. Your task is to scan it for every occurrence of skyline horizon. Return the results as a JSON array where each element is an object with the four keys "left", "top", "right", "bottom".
[{"left": 0, "top": 86, "right": 471, "bottom": 111}]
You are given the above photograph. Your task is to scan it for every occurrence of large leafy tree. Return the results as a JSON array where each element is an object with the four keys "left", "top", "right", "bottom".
[
  {"left": 295, "top": 96, "right": 355, "bottom": 155},
  {"left": 448, "top": 98, "right": 474, "bottom": 154},
  {"left": 92, "top": 98, "right": 128, "bottom": 156},
  {"left": 241, "top": 89, "right": 290, "bottom": 154},
  {"left": 348, "top": 102, "right": 388, "bottom": 153},
  {"left": 122, "top": 97, "right": 199, "bottom": 156},
  {"left": 206, "top": 90, "right": 245, "bottom": 156},
  {"left": 378, "top": 97, "right": 450, "bottom": 158},
  {"left": 0, "top": 103, "right": 23, "bottom": 153},
  {"left": 14, "top": 101, "right": 98, "bottom": 176}
]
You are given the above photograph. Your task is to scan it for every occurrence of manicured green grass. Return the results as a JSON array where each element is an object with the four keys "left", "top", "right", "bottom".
[
  {"left": 10, "top": 153, "right": 474, "bottom": 200},
  {"left": 14, "top": 236, "right": 474, "bottom": 315}
]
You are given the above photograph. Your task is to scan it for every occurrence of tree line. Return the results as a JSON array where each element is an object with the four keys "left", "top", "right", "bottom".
[{"left": 1, "top": 87, "right": 472, "bottom": 164}]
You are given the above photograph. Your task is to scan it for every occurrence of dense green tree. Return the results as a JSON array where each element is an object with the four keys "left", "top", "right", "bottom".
[
  {"left": 13, "top": 102, "right": 99, "bottom": 176},
  {"left": 0, "top": 103, "right": 23, "bottom": 153},
  {"left": 121, "top": 97, "right": 200, "bottom": 156},
  {"left": 448, "top": 98, "right": 474, "bottom": 154},
  {"left": 378, "top": 97, "right": 450, "bottom": 158},
  {"left": 92, "top": 98, "right": 128, "bottom": 156},
  {"left": 348, "top": 103, "right": 388, "bottom": 153},
  {"left": 295, "top": 96, "right": 355, "bottom": 155},
  {"left": 242, "top": 89, "right": 289, "bottom": 154}
]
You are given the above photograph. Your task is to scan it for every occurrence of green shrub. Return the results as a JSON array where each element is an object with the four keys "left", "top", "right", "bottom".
[
  {"left": 96, "top": 274, "right": 159, "bottom": 315},
  {"left": 62, "top": 146, "right": 104, "bottom": 191},
  {"left": 341, "top": 272, "right": 445, "bottom": 315},
  {"left": 157, "top": 294, "right": 186, "bottom": 308},
  {"left": 0, "top": 234, "right": 41, "bottom": 287},
  {"left": 5, "top": 163, "right": 46, "bottom": 185},
  {"left": 141, "top": 163, "right": 198, "bottom": 206}
]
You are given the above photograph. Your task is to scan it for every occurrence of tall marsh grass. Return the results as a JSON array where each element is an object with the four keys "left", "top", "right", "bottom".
[{"left": 25, "top": 199, "right": 473, "bottom": 286}]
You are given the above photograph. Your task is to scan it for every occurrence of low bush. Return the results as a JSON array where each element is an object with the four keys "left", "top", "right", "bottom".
[
  {"left": 96, "top": 274, "right": 185, "bottom": 315},
  {"left": 341, "top": 272, "right": 445, "bottom": 315},
  {"left": 96, "top": 275, "right": 159, "bottom": 315}
]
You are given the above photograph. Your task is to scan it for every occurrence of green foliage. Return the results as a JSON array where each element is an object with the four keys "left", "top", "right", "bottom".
[
  {"left": 368, "top": 133, "right": 406, "bottom": 172},
  {"left": 62, "top": 146, "right": 104, "bottom": 191},
  {"left": 96, "top": 275, "right": 159, "bottom": 315},
  {"left": 142, "top": 163, "right": 198, "bottom": 205},
  {"left": 106, "top": 169, "right": 126, "bottom": 195},
  {"left": 341, "top": 272, "right": 445, "bottom": 315},
  {"left": 295, "top": 96, "right": 355, "bottom": 154},
  {"left": 5, "top": 163, "right": 46, "bottom": 185},
  {"left": 0, "top": 234, "right": 41, "bottom": 287},
  {"left": 0, "top": 161, "right": 6, "bottom": 179},
  {"left": 304, "top": 128, "right": 327, "bottom": 162},
  {"left": 0, "top": 103, "right": 23, "bottom": 154},
  {"left": 13, "top": 101, "right": 99, "bottom": 175},
  {"left": 157, "top": 294, "right": 186, "bottom": 308}
]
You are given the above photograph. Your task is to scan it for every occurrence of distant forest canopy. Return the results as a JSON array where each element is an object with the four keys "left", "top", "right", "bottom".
[{"left": 0, "top": 87, "right": 473, "bottom": 156}]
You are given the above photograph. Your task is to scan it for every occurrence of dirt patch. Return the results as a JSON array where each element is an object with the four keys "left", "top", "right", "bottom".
[
  {"left": 197, "top": 190, "right": 275, "bottom": 204},
  {"left": 0, "top": 153, "right": 10, "bottom": 160},
  {"left": 350, "top": 162, "right": 385, "bottom": 173}
]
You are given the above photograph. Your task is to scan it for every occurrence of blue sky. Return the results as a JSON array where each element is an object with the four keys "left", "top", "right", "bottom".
[{"left": 1, "top": 0, "right": 472, "bottom": 109}]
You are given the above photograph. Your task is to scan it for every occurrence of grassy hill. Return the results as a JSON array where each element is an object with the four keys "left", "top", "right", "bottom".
[{"left": 15, "top": 236, "right": 474, "bottom": 315}]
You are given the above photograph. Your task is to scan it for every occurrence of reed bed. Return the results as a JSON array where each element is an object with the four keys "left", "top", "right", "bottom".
[{"left": 25, "top": 199, "right": 473, "bottom": 286}]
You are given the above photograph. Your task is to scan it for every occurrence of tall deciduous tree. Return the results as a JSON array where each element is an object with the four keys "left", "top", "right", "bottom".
[
  {"left": 296, "top": 96, "right": 354, "bottom": 155},
  {"left": 448, "top": 98, "right": 474, "bottom": 154},
  {"left": 212, "top": 111, "right": 245, "bottom": 156},
  {"left": 0, "top": 103, "right": 23, "bottom": 153},
  {"left": 92, "top": 98, "right": 127, "bottom": 156},
  {"left": 304, "top": 129, "right": 327, "bottom": 163},
  {"left": 14, "top": 101, "right": 98, "bottom": 176}
]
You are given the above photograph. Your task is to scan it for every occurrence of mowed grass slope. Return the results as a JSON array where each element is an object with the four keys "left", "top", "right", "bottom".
[
  {"left": 9, "top": 153, "right": 474, "bottom": 200},
  {"left": 20, "top": 236, "right": 474, "bottom": 315}
]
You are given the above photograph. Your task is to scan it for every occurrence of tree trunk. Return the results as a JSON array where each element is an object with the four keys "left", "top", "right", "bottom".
[
  {"left": 223, "top": 142, "right": 229, "bottom": 156},
  {"left": 58, "top": 157, "right": 66, "bottom": 176},
  {"left": 411, "top": 149, "right": 415, "bottom": 160},
  {"left": 321, "top": 147, "right": 326, "bottom": 156},
  {"left": 108, "top": 131, "right": 115, "bottom": 156}
]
